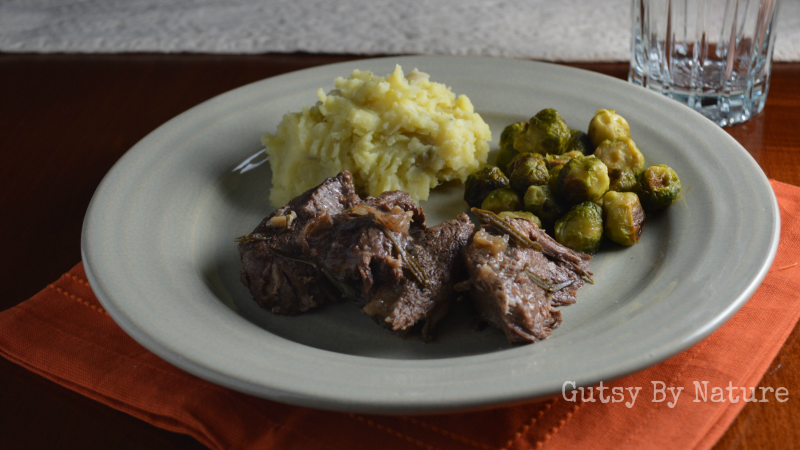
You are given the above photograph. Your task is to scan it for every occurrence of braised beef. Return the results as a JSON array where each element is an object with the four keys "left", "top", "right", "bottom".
[
  {"left": 300, "top": 190, "right": 473, "bottom": 339},
  {"left": 383, "top": 214, "right": 473, "bottom": 339},
  {"left": 238, "top": 171, "right": 591, "bottom": 345},
  {"left": 237, "top": 171, "right": 361, "bottom": 314},
  {"left": 455, "top": 217, "right": 592, "bottom": 344}
]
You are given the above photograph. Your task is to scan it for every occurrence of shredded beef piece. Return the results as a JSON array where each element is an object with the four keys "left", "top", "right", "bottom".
[
  {"left": 300, "top": 195, "right": 422, "bottom": 294},
  {"left": 237, "top": 171, "right": 361, "bottom": 314},
  {"left": 237, "top": 171, "right": 591, "bottom": 345},
  {"left": 455, "top": 218, "right": 592, "bottom": 344},
  {"left": 383, "top": 214, "right": 473, "bottom": 340},
  {"left": 510, "top": 218, "right": 593, "bottom": 281},
  {"left": 299, "top": 191, "right": 472, "bottom": 339}
]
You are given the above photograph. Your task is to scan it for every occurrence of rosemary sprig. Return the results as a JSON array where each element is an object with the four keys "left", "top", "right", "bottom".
[
  {"left": 569, "top": 261, "right": 595, "bottom": 284},
  {"left": 234, "top": 231, "right": 281, "bottom": 243},
  {"left": 523, "top": 264, "right": 576, "bottom": 292},
  {"left": 374, "top": 221, "right": 430, "bottom": 288},
  {"left": 266, "top": 246, "right": 356, "bottom": 300},
  {"left": 266, "top": 246, "right": 316, "bottom": 266},
  {"left": 471, "top": 208, "right": 544, "bottom": 252}
]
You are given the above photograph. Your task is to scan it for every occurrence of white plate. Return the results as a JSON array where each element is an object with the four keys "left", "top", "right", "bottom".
[{"left": 81, "top": 56, "right": 779, "bottom": 414}]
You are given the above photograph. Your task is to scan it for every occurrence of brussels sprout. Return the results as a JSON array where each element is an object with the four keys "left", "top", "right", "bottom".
[
  {"left": 498, "top": 211, "right": 543, "bottom": 229},
  {"left": 546, "top": 150, "right": 585, "bottom": 168},
  {"left": 481, "top": 187, "right": 522, "bottom": 214},
  {"left": 514, "top": 108, "right": 571, "bottom": 155},
  {"left": 546, "top": 154, "right": 567, "bottom": 168},
  {"left": 636, "top": 165, "right": 682, "bottom": 212},
  {"left": 555, "top": 202, "right": 604, "bottom": 254},
  {"left": 563, "top": 150, "right": 585, "bottom": 160},
  {"left": 566, "top": 129, "right": 596, "bottom": 155},
  {"left": 507, "top": 153, "right": 550, "bottom": 193},
  {"left": 496, "top": 121, "right": 526, "bottom": 173},
  {"left": 524, "top": 185, "right": 565, "bottom": 225},
  {"left": 556, "top": 155, "right": 610, "bottom": 205},
  {"left": 602, "top": 191, "right": 645, "bottom": 246},
  {"left": 548, "top": 165, "right": 564, "bottom": 195},
  {"left": 593, "top": 138, "right": 645, "bottom": 176},
  {"left": 588, "top": 109, "right": 631, "bottom": 147},
  {"left": 464, "top": 165, "right": 510, "bottom": 208},
  {"left": 608, "top": 168, "right": 639, "bottom": 192}
]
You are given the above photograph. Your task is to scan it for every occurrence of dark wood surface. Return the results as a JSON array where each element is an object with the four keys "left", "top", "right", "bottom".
[{"left": 1, "top": 54, "right": 798, "bottom": 449}]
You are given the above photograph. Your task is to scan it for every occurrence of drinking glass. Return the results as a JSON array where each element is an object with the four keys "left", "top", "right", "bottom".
[{"left": 629, "top": 0, "right": 781, "bottom": 127}]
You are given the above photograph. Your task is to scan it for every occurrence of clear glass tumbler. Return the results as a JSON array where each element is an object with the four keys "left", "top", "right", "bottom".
[{"left": 629, "top": 0, "right": 781, "bottom": 127}]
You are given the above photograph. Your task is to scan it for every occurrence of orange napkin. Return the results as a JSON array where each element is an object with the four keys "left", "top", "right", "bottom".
[{"left": 2, "top": 180, "right": 799, "bottom": 450}]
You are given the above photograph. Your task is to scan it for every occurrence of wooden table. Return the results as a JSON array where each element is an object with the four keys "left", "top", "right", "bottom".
[{"left": 1, "top": 54, "right": 798, "bottom": 449}]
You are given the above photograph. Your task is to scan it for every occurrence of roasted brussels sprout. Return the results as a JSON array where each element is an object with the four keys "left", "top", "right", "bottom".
[
  {"left": 636, "top": 165, "right": 682, "bottom": 212},
  {"left": 588, "top": 109, "right": 631, "bottom": 147},
  {"left": 464, "top": 165, "right": 510, "bottom": 208},
  {"left": 602, "top": 191, "right": 645, "bottom": 246},
  {"left": 481, "top": 187, "right": 523, "bottom": 214},
  {"left": 563, "top": 150, "right": 585, "bottom": 160},
  {"left": 524, "top": 185, "right": 565, "bottom": 225},
  {"left": 514, "top": 108, "right": 571, "bottom": 155},
  {"left": 496, "top": 121, "right": 526, "bottom": 173},
  {"left": 507, "top": 153, "right": 550, "bottom": 192},
  {"left": 546, "top": 154, "right": 567, "bottom": 168},
  {"left": 608, "top": 168, "right": 639, "bottom": 192},
  {"left": 548, "top": 165, "right": 564, "bottom": 196},
  {"left": 498, "top": 211, "right": 543, "bottom": 229},
  {"left": 566, "top": 129, "right": 596, "bottom": 155},
  {"left": 554, "top": 201, "right": 604, "bottom": 254},
  {"left": 546, "top": 150, "right": 585, "bottom": 168},
  {"left": 593, "top": 138, "right": 645, "bottom": 176},
  {"left": 556, "top": 155, "right": 610, "bottom": 205}
]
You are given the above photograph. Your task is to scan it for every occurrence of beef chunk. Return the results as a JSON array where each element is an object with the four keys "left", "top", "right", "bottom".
[
  {"left": 238, "top": 171, "right": 588, "bottom": 345},
  {"left": 456, "top": 217, "right": 592, "bottom": 344},
  {"left": 364, "top": 214, "right": 473, "bottom": 340},
  {"left": 300, "top": 191, "right": 425, "bottom": 295},
  {"left": 511, "top": 218, "right": 593, "bottom": 287},
  {"left": 237, "top": 171, "right": 361, "bottom": 314},
  {"left": 299, "top": 191, "right": 473, "bottom": 339}
]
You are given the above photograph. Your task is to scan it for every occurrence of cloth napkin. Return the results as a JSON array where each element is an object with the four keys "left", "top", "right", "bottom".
[
  {"left": 1, "top": 180, "right": 799, "bottom": 450},
  {"left": 1, "top": 0, "right": 799, "bottom": 62}
]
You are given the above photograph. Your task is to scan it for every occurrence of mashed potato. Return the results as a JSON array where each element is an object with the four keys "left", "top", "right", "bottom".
[{"left": 263, "top": 65, "right": 491, "bottom": 206}]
